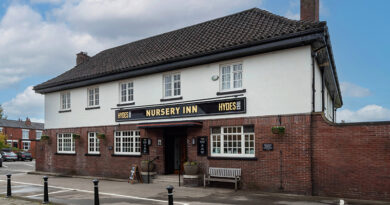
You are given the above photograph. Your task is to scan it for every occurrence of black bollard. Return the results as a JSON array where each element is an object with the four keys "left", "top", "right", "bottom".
[
  {"left": 43, "top": 176, "right": 49, "bottom": 204},
  {"left": 166, "top": 185, "right": 174, "bottom": 205},
  {"left": 6, "top": 174, "right": 11, "bottom": 197},
  {"left": 93, "top": 179, "right": 100, "bottom": 205}
]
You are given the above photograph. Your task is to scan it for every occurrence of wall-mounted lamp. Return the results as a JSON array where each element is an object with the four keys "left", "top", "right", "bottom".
[
  {"left": 192, "top": 137, "right": 196, "bottom": 145},
  {"left": 148, "top": 139, "right": 152, "bottom": 146}
]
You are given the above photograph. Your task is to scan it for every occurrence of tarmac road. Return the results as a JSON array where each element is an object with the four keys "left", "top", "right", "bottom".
[{"left": 0, "top": 160, "right": 35, "bottom": 175}]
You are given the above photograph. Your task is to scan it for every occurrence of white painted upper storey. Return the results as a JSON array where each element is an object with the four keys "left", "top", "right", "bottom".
[{"left": 44, "top": 46, "right": 335, "bottom": 129}]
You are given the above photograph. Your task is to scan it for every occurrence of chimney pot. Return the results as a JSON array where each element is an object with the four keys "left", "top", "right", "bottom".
[
  {"left": 301, "top": 0, "right": 319, "bottom": 22},
  {"left": 25, "top": 117, "right": 31, "bottom": 126},
  {"left": 76, "top": 52, "right": 90, "bottom": 65}
]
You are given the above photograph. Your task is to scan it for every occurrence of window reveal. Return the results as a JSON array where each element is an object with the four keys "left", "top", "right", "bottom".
[
  {"left": 57, "top": 133, "right": 75, "bottom": 153},
  {"left": 220, "top": 63, "right": 242, "bottom": 91},
  {"left": 114, "top": 130, "right": 140, "bottom": 155},
  {"left": 88, "top": 132, "right": 100, "bottom": 154},
  {"left": 88, "top": 87, "right": 99, "bottom": 107},
  {"left": 211, "top": 125, "right": 254, "bottom": 157}
]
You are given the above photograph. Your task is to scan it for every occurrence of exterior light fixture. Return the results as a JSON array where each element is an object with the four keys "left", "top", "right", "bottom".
[
  {"left": 192, "top": 137, "right": 196, "bottom": 145},
  {"left": 211, "top": 75, "right": 219, "bottom": 81}
]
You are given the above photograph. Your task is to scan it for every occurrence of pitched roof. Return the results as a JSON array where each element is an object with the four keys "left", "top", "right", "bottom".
[
  {"left": 0, "top": 119, "right": 44, "bottom": 130},
  {"left": 34, "top": 8, "right": 327, "bottom": 92}
]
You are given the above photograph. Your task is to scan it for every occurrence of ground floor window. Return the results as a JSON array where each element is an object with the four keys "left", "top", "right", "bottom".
[
  {"left": 88, "top": 132, "right": 100, "bottom": 154},
  {"left": 114, "top": 130, "right": 140, "bottom": 155},
  {"left": 57, "top": 133, "right": 75, "bottom": 153},
  {"left": 210, "top": 125, "right": 255, "bottom": 157},
  {"left": 23, "top": 141, "right": 31, "bottom": 151},
  {"left": 6, "top": 140, "right": 18, "bottom": 148}
]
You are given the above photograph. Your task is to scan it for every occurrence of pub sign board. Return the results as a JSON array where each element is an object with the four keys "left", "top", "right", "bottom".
[
  {"left": 141, "top": 138, "right": 149, "bottom": 155},
  {"left": 115, "top": 97, "right": 246, "bottom": 122},
  {"left": 262, "top": 143, "right": 273, "bottom": 151},
  {"left": 197, "top": 136, "right": 208, "bottom": 156}
]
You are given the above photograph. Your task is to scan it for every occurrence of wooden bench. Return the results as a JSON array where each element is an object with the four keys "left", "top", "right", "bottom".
[{"left": 203, "top": 167, "right": 241, "bottom": 191}]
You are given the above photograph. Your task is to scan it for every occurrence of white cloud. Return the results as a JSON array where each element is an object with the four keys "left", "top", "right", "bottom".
[
  {"left": 285, "top": 10, "right": 299, "bottom": 20},
  {"left": 30, "top": 0, "right": 63, "bottom": 4},
  {"left": 2, "top": 86, "right": 44, "bottom": 121},
  {"left": 337, "top": 104, "right": 390, "bottom": 122},
  {"left": 52, "top": 0, "right": 263, "bottom": 39},
  {"left": 340, "top": 82, "right": 371, "bottom": 98}
]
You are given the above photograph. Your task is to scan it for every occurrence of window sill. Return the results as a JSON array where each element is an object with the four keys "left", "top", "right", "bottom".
[
  {"left": 55, "top": 152, "right": 76, "bottom": 155},
  {"left": 117, "top": 102, "right": 135, "bottom": 107},
  {"left": 207, "top": 156, "right": 257, "bottom": 161},
  {"left": 216, "top": 89, "right": 246, "bottom": 96},
  {"left": 160, "top": 96, "right": 183, "bottom": 102},
  {"left": 58, "top": 109, "right": 71, "bottom": 113},
  {"left": 85, "top": 106, "right": 100, "bottom": 110},
  {"left": 85, "top": 153, "right": 101, "bottom": 156},
  {"left": 111, "top": 154, "right": 141, "bottom": 157}
]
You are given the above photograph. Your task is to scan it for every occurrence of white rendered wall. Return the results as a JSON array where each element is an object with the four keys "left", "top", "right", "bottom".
[{"left": 44, "top": 46, "right": 315, "bottom": 129}]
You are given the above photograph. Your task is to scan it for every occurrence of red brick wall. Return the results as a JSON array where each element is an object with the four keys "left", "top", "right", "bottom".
[
  {"left": 1, "top": 127, "right": 39, "bottom": 158},
  {"left": 35, "top": 113, "right": 390, "bottom": 201},
  {"left": 312, "top": 114, "right": 390, "bottom": 201}
]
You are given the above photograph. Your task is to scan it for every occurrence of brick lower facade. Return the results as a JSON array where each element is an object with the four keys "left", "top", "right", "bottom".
[{"left": 36, "top": 113, "right": 390, "bottom": 201}]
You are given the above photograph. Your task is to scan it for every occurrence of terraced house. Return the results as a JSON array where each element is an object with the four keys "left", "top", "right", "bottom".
[{"left": 33, "top": 0, "right": 390, "bottom": 201}]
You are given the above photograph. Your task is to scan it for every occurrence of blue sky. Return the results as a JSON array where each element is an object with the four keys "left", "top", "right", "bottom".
[{"left": 0, "top": 0, "right": 389, "bottom": 122}]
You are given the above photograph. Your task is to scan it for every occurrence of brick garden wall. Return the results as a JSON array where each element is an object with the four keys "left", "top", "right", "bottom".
[{"left": 36, "top": 113, "right": 390, "bottom": 201}]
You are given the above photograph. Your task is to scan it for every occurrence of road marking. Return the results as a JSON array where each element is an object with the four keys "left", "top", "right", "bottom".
[
  {"left": 26, "top": 189, "right": 72, "bottom": 197},
  {"left": 2, "top": 165, "right": 8, "bottom": 168},
  {"left": 25, "top": 164, "right": 34, "bottom": 167},
  {"left": 0, "top": 180, "right": 189, "bottom": 205}
]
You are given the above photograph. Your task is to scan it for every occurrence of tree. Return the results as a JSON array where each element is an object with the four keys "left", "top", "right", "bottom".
[
  {"left": 0, "top": 104, "right": 7, "bottom": 119},
  {"left": 0, "top": 132, "right": 9, "bottom": 150}
]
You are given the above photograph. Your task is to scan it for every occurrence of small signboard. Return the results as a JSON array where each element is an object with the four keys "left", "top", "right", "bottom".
[
  {"left": 141, "top": 138, "right": 149, "bottom": 155},
  {"left": 128, "top": 164, "right": 142, "bottom": 184},
  {"left": 263, "top": 143, "right": 274, "bottom": 151},
  {"left": 197, "top": 136, "right": 208, "bottom": 156}
]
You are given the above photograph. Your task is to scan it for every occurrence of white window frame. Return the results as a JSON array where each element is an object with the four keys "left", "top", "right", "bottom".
[
  {"left": 87, "top": 87, "right": 99, "bottom": 107},
  {"left": 114, "top": 130, "right": 140, "bottom": 155},
  {"left": 57, "top": 133, "right": 75, "bottom": 154},
  {"left": 163, "top": 73, "right": 181, "bottom": 98},
  {"left": 88, "top": 132, "right": 100, "bottom": 154},
  {"left": 22, "top": 129, "right": 29, "bottom": 139},
  {"left": 119, "top": 82, "right": 134, "bottom": 104},
  {"left": 23, "top": 141, "right": 31, "bottom": 151},
  {"left": 210, "top": 126, "right": 255, "bottom": 158},
  {"left": 36, "top": 130, "right": 42, "bottom": 140},
  {"left": 220, "top": 62, "right": 243, "bottom": 91},
  {"left": 60, "top": 92, "right": 71, "bottom": 110},
  {"left": 0, "top": 127, "right": 3, "bottom": 133}
]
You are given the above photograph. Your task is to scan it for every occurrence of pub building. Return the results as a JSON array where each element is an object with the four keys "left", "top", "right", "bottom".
[{"left": 34, "top": 1, "right": 350, "bottom": 196}]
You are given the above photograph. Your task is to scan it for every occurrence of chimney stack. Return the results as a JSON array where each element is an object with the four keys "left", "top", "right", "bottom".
[
  {"left": 301, "top": 0, "right": 319, "bottom": 22},
  {"left": 76, "top": 52, "right": 90, "bottom": 65},
  {"left": 25, "top": 117, "right": 31, "bottom": 126}
]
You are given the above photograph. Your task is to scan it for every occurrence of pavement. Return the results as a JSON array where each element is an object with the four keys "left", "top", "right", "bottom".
[{"left": 0, "top": 161, "right": 389, "bottom": 204}]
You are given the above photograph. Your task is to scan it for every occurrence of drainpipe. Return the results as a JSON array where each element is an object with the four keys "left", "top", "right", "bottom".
[
  {"left": 321, "top": 69, "right": 325, "bottom": 112},
  {"left": 311, "top": 51, "right": 316, "bottom": 112}
]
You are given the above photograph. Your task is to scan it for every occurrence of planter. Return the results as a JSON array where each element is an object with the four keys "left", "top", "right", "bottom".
[
  {"left": 72, "top": 134, "right": 81, "bottom": 140},
  {"left": 141, "top": 161, "right": 155, "bottom": 172},
  {"left": 97, "top": 133, "right": 106, "bottom": 140},
  {"left": 40, "top": 135, "right": 50, "bottom": 141},
  {"left": 271, "top": 126, "right": 285, "bottom": 135},
  {"left": 184, "top": 163, "right": 199, "bottom": 175}
]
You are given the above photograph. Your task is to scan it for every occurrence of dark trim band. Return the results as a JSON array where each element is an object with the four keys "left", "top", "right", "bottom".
[
  {"left": 55, "top": 153, "right": 76, "bottom": 155},
  {"left": 85, "top": 153, "right": 101, "bottom": 156},
  {"left": 111, "top": 154, "right": 142, "bottom": 157},
  {"left": 117, "top": 102, "right": 135, "bottom": 107}
]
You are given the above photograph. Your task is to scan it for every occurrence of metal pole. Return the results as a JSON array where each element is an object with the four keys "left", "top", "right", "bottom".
[
  {"left": 178, "top": 169, "right": 181, "bottom": 187},
  {"left": 148, "top": 161, "right": 150, "bottom": 184},
  {"left": 6, "top": 174, "right": 11, "bottom": 197},
  {"left": 166, "top": 185, "right": 174, "bottom": 205},
  {"left": 93, "top": 179, "right": 100, "bottom": 205},
  {"left": 43, "top": 176, "right": 49, "bottom": 204}
]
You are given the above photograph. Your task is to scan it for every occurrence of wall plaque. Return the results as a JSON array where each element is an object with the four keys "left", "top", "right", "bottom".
[
  {"left": 141, "top": 138, "right": 149, "bottom": 154},
  {"left": 263, "top": 143, "right": 273, "bottom": 151},
  {"left": 197, "top": 136, "right": 208, "bottom": 156},
  {"left": 115, "top": 97, "right": 246, "bottom": 122}
]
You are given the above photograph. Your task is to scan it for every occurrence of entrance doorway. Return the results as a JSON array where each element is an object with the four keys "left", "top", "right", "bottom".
[{"left": 164, "top": 128, "right": 187, "bottom": 174}]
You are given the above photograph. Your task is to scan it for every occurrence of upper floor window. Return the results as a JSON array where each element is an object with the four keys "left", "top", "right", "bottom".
[
  {"left": 0, "top": 127, "right": 3, "bottom": 133},
  {"left": 88, "top": 87, "right": 99, "bottom": 107},
  {"left": 60, "top": 92, "right": 71, "bottom": 110},
  {"left": 163, "top": 73, "right": 180, "bottom": 98},
  {"left": 88, "top": 132, "right": 100, "bottom": 154},
  {"left": 220, "top": 63, "right": 242, "bottom": 91},
  {"left": 22, "top": 129, "right": 29, "bottom": 139},
  {"left": 210, "top": 125, "right": 255, "bottom": 158},
  {"left": 57, "top": 133, "right": 75, "bottom": 153},
  {"left": 120, "top": 82, "right": 134, "bottom": 103},
  {"left": 114, "top": 130, "right": 140, "bottom": 155},
  {"left": 36, "top": 130, "right": 42, "bottom": 140}
]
